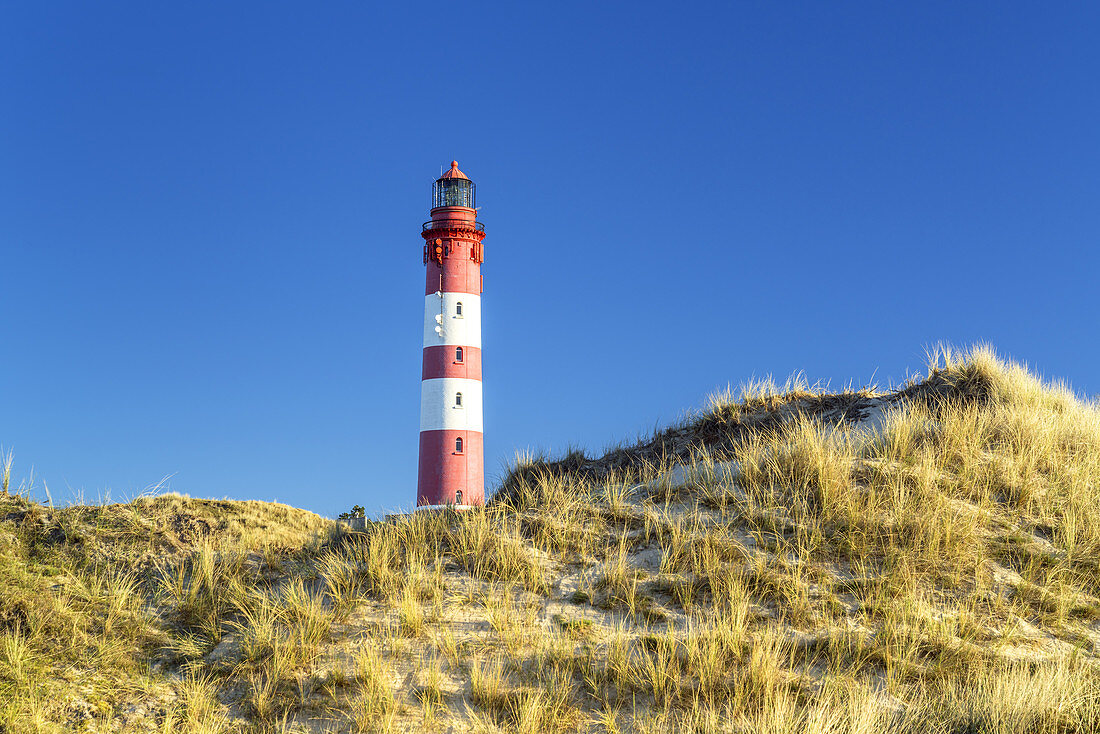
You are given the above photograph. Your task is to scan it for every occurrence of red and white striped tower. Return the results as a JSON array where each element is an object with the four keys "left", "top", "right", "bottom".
[{"left": 417, "top": 161, "right": 485, "bottom": 508}]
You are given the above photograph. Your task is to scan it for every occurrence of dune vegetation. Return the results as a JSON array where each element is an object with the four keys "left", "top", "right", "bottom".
[{"left": 2, "top": 345, "right": 1100, "bottom": 732}]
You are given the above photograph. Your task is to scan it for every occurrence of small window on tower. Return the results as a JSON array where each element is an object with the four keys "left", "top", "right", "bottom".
[
  {"left": 455, "top": 437, "right": 463, "bottom": 453},
  {"left": 455, "top": 347, "right": 463, "bottom": 362},
  {"left": 456, "top": 302, "right": 463, "bottom": 317},
  {"left": 455, "top": 490, "right": 463, "bottom": 505},
  {"left": 455, "top": 392, "right": 463, "bottom": 407}
]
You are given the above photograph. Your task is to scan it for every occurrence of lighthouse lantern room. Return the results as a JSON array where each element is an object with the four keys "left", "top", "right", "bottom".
[{"left": 417, "top": 161, "right": 486, "bottom": 508}]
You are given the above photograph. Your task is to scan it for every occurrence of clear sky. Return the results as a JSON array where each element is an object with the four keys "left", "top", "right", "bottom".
[{"left": 3, "top": 2, "right": 1097, "bottom": 517}]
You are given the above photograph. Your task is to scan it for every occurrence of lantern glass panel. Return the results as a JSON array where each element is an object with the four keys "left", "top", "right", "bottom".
[{"left": 433, "top": 179, "right": 475, "bottom": 209}]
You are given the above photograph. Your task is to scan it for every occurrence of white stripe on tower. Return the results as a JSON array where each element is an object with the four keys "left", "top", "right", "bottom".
[
  {"left": 419, "top": 378, "right": 483, "bottom": 432},
  {"left": 422, "top": 293, "right": 482, "bottom": 348}
]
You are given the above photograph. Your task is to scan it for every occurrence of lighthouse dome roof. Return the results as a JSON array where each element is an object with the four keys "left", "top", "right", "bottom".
[{"left": 438, "top": 161, "right": 469, "bottom": 180}]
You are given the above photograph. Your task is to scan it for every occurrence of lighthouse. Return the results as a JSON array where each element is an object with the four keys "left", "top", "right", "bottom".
[{"left": 417, "top": 161, "right": 486, "bottom": 508}]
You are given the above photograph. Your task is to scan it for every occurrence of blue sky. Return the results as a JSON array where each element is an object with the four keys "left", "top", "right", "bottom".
[{"left": 3, "top": 2, "right": 1097, "bottom": 517}]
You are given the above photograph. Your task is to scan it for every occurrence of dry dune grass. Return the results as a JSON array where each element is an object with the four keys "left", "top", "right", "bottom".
[{"left": 3, "top": 344, "right": 1100, "bottom": 732}]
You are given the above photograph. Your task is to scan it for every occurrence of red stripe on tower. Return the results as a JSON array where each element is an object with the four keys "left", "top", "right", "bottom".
[
  {"left": 417, "top": 161, "right": 486, "bottom": 508},
  {"left": 422, "top": 345, "right": 482, "bottom": 381}
]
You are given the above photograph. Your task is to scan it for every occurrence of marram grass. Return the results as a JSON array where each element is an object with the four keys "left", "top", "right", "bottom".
[{"left": 2, "top": 344, "right": 1100, "bottom": 732}]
